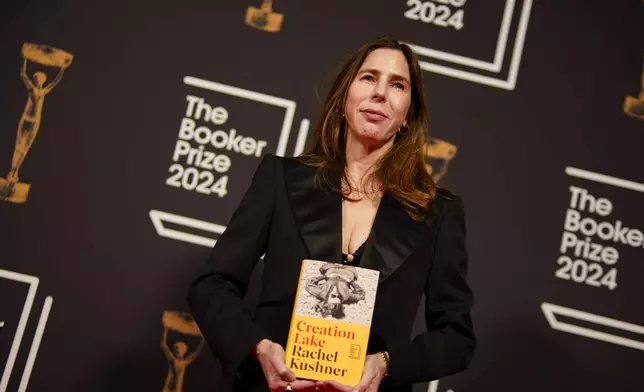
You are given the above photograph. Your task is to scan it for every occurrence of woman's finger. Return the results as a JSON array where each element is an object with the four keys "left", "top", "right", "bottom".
[
  {"left": 270, "top": 347, "right": 296, "bottom": 382},
  {"left": 276, "top": 364, "right": 296, "bottom": 382},
  {"left": 319, "top": 379, "right": 353, "bottom": 392},
  {"left": 291, "top": 379, "right": 317, "bottom": 390},
  {"left": 267, "top": 378, "right": 289, "bottom": 391},
  {"left": 350, "top": 378, "right": 370, "bottom": 392},
  {"left": 351, "top": 361, "right": 380, "bottom": 392}
]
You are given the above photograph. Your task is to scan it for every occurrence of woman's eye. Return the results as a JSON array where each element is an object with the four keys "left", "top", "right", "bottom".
[
  {"left": 361, "top": 74, "right": 375, "bottom": 82},
  {"left": 392, "top": 82, "right": 405, "bottom": 90}
]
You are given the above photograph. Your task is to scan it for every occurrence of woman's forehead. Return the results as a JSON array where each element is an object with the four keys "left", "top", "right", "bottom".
[{"left": 359, "top": 48, "right": 410, "bottom": 79}]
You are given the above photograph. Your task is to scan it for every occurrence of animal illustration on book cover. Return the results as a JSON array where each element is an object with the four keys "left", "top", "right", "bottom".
[{"left": 285, "top": 260, "right": 379, "bottom": 386}]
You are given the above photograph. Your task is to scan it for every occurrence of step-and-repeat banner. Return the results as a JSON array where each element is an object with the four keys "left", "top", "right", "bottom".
[{"left": 1, "top": 1, "right": 643, "bottom": 391}]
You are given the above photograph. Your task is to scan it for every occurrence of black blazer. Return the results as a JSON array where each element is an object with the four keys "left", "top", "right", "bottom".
[{"left": 187, "top": 154, "right": 476, "bottom": 392}]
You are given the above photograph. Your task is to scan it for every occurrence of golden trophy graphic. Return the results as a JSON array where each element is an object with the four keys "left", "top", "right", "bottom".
[
  {"left": 424, "top": 137, "right": 457, "bottom": 184},
  {"left": 0, "top": 43, "right": 73, "bottom": 203},
  {"left": 245, "top": 0, "right": 283, "bottom": 32},
  {"left": 624, "top": 56, "right": 644, "bottom": 120},
  {"left": 161, "top": 311, "right": 205, "bottom": 392}
]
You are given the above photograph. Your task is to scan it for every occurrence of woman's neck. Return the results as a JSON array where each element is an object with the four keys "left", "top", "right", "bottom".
[{"left": 344, "top": 130, "right": 393, "bottom": 194}]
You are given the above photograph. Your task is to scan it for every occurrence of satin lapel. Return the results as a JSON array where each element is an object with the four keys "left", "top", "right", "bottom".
[
  {"left": 361, "top": 194, "right": 439, "bottom": 284},
  {"left": 283, "top": 159, "right": 342, "bottom": 263}
]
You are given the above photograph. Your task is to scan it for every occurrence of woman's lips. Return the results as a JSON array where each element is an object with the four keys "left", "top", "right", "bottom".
[{"left": 361, "top": 109, "right": 388, "bottom": 121}]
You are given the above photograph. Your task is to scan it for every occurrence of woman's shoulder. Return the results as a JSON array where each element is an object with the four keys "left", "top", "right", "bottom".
[
  {"left": 259, "top": 153, "right": 313, "bottom": 166},
  {"left": 425, "top": 187, "right": 465, "bottom": 219},
  {"left": 435, "top": 187, "right": 462, "bottom": 203},
  {"left": 254, "top": 154, "right": 319, "bottom": 184},
  {"left": 260, "top": 153, "right": 321, "bottom": 174}
]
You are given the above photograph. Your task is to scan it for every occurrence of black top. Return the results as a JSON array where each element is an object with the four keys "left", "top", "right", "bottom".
[{"left": 341, "top": 239, "right": 368, "bottom": 265}]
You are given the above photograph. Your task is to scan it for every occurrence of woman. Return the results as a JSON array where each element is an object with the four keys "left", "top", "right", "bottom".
[
  {"left": 305, "top": 264, "right": 366, "bottom": 319},
  {"left": 187, "top": 37, "right": 476, "bottom": 392}
]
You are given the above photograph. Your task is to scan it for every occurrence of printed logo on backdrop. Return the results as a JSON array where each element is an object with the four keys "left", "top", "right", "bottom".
[
  {"left": 623, "top": 56, "right": 644, "bottom": 120},
  {"left": 160, "top": 311, "right": 204, "bottom": 392},
  {"left": 541, "top": 167, "right": 644, "bottom": 352},
  {"left": 424, "top": 138, "right": 457, "bottom": 184},
  {"left": 426, "top": 382, "right": 454, "bottom": 392},
  {"left": 149, "top": 76, "right": 310, "bottom": 247},
  {"left": 0, "top": 43, "right": 73, "bottom": 203},
  {"left": 0, "top": 269, "right": 53, "bottom": 392},
  {"left": 246, "top": 0, "right": 283, "bottom": 32},
  {"left": 396, "top": 0, "right": 534, "bottom": 90}
]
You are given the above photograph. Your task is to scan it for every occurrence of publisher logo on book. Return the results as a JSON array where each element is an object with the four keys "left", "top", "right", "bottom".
[{"left": 349, "top": 344, "right": 361, "bottom": 359}]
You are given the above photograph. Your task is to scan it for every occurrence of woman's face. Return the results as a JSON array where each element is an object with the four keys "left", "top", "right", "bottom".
[{"left": 344, "top": 48, "right": 412, "bottom": 147}]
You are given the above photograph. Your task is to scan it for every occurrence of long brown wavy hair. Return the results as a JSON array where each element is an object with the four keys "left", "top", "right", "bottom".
[{"left": 299, "top": 37, "right": 437, "bottom": 220}]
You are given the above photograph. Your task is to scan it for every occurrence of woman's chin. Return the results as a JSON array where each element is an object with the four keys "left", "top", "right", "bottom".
[
  {"left": 357, "top": 129, "right": 394, "bottom": 146},
  {"left": 347, "top": 124, "right": 395, "bottom": 147}
]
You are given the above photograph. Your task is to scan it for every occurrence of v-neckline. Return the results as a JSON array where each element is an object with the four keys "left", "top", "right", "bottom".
[
  {"left": 342, "top": 237, "right": 368, "bottom": 257},
  {"left": 283, "top": 156, "right": 434, "bottom": 283},
  {"left": 341, "top": 195, "right": 384, "bottom": 256}
]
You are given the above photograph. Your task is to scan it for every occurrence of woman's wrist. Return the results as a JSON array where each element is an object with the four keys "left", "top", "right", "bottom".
[{"left": 378, "top": 351, "right": 390, "bottom": 377}]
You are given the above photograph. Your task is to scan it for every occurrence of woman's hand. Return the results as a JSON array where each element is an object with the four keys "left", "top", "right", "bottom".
[
  {"left": 317, "top": 353, "right": 388, "bottom": 392},
  {"left": 254, "top": 339, "right": 317, "bottom": 391}
]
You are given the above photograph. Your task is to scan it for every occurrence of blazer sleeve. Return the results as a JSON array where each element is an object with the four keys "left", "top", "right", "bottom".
[
  {"left": 386, "top": 196, "right": 476, "bottom": 386},
  {"left": 186, "top": 154, "right": 276, "bottom": 374}
]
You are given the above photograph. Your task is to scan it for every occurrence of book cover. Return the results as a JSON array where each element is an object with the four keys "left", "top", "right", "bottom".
[{"left": 284, "top": 259, "right": 380, "bottom": 386}]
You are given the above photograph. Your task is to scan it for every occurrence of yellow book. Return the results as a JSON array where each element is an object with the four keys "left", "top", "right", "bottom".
[{"left": 284, "top": 259, "right": 380, "bottom": 386}]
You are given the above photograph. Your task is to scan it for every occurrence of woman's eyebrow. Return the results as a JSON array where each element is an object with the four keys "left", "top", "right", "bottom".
[{"left": 357, "top": 68, "right": 410, "bottom": 85}]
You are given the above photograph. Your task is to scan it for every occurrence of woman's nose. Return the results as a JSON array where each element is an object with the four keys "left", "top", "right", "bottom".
[{"left": 371, "top": 82, "right": 386, "bottom": 101}]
